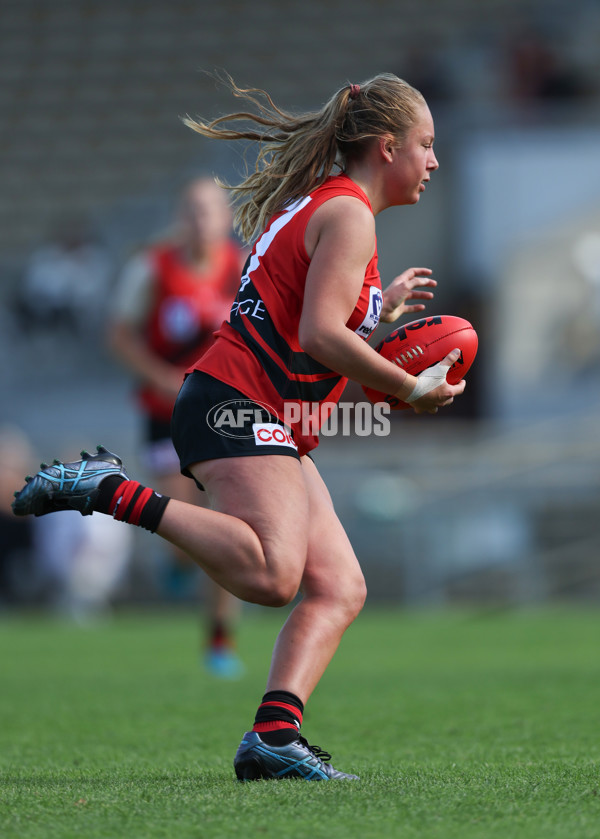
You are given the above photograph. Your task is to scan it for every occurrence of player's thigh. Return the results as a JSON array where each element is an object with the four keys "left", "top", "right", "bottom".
[
  {"left": 189, "top": 453, "right": 311, "bottom": 583},
  {"left": 300, "top": 456, "right": 367, "bottom": 610}
]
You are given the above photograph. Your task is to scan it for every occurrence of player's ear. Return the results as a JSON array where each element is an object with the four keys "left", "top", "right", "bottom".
[{"left": 379, "top": 135, "right": 395, "bottom": 164}]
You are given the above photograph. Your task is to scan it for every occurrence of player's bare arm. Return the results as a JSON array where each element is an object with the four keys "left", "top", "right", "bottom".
[
  {"left": 299, "top": 198, "right": 462, "bottom": 411},
  {"left": 299, "top": 197, "right": 411, "bottom": 394}
]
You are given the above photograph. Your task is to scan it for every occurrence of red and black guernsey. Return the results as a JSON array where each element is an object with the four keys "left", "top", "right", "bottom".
[
  {"left": 190, "top": 174, "right": 383, "bottom": 456},
  {"left": 140, "top": 241, "right": 241, "bottom": 421}
]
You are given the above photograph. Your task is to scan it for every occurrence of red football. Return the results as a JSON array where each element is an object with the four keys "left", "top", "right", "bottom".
[{"left": 362, "top": 315, "right": 478, "bottom": 410}]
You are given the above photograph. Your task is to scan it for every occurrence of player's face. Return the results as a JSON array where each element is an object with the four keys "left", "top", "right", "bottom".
[
  {"left": 180, "top": 181, "right": 232, "bottom": 247},
  {"left": 388, "top": 105, "right": 438, "bottom": 206}
]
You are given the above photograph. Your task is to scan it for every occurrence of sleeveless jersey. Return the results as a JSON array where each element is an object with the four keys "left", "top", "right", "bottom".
[
  {"left": 140, "top": 241, "right": 241, "bottom": 421},
  {"left": 191, "top": 174, "right": 383, "bottom": 455}
]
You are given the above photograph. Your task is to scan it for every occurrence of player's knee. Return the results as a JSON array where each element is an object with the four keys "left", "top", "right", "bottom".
[
  {"left": 265, "top": 585, "right": 298, "bottom": 608},
  {"left": 305, "top": 564, "right": 366, "bottom": 621},
  {"left": 254, "top": 581, "right": 299, "bottom": 608},
  {"left": 344, "top": 573, "right": 367, "bottom": 620},
  {"left": 329, "top": 569, "right": 367, "bottom": 624},
  {"left": 248, "top": 569, "right": 301, "bottom": 608}
]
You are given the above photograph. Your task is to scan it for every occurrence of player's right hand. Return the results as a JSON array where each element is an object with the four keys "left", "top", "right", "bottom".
[{"left": 405, "top": 349, "right": 466, "bottom": 414}]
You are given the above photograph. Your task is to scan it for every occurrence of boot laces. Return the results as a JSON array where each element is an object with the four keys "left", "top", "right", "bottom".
[{"left": 297, "top": 735, "right": 331, "bottom": 763}]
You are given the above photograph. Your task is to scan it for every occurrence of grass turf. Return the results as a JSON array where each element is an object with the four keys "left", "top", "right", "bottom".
[{"left": 0, "top": 607, "right": 599, "bottom": 838}]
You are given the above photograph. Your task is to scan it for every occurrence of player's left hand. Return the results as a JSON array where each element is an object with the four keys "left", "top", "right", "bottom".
[{"left": 380, "top": 267, "right": 437, "bottom": 323}]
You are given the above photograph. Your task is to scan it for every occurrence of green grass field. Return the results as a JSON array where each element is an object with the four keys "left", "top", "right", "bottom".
[{"left": 0, "top": 607, "right": 599, "bottom": 839}]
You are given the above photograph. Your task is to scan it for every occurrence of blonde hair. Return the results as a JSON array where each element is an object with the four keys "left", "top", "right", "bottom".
[{"left": 183, "top": 73, "right": 426, "bottom": 242}]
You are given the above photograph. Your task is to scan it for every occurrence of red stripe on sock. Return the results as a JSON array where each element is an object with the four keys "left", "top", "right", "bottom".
[
  {"left": 109, "top": 480, "right": 139, "bottom": 519},
  {"left": 258, "top": 701, "right": 303, "bottom": 725},
  {"left": 128, "top": 486, "right": 153, "bottom": 526},
  {"left": 253, "top": 721, "right": 299, "bottom": 733}
]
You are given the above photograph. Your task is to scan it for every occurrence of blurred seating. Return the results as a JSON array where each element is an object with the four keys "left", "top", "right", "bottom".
[{"left": 0, "top": 0, "right": 598, "bottom": 260}]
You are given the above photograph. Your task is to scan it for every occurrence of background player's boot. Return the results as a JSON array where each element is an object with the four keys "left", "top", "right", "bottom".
[
  {"left": 204, "top": 646, "right": 245, "bottom": 680},
  {"left": 233, "top": 731, "right": 359, "bottom": 781},
  {"left": 12, "top": 445, "right": 128, "bottom": 517}
]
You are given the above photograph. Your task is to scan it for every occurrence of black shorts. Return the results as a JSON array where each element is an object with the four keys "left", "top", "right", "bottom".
[{"left": 171, "top": 370, "right": 301, "bottom": 487}]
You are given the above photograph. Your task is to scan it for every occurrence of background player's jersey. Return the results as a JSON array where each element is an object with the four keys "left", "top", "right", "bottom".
[
  {"left": 132, "top": 242, "right": 240, "bottom": 421},
  {"left": 191, "top": 174, "right": 383, "bottom": 455}
]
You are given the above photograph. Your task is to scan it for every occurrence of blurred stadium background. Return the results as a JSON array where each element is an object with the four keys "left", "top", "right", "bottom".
[{"left": 1, "top": 0, "right": 600, "bottom": 614}]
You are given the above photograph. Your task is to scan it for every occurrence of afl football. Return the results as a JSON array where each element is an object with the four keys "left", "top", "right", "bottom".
[{"left": 362, "top": 315, "right": 478, "bottom": 410}]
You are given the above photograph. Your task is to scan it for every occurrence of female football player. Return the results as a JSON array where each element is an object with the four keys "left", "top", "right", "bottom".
[
  {"left": 14, "top": 73, "right": 465, "bottom": 780},
  {"left": 109, "top": 177, "right": 245, "bottom": 679}
]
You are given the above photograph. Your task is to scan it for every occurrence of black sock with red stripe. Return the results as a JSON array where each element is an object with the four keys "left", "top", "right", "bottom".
[
  {"left": 252, "top": 690, "right": 304, "bottom": 746},
  {"left": 94, "top": 475, "right": 170, "bottom": 533}
]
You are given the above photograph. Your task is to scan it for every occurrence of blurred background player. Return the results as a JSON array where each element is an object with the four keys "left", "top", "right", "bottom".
[{"left": 108, "top": 176, "right": 246, "bottom": 678}]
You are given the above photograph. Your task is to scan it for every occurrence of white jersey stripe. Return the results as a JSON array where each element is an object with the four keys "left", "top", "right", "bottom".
[{"left": 239, "top": 196, "right": 313, "bottom": 292}]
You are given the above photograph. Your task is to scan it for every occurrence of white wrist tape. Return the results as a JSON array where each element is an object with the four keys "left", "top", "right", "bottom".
[{"left": 406, "top": 360, "right": 450, "bottom": 403}]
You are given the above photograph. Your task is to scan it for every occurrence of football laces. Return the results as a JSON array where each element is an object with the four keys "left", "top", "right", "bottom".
[{"left": 393, "top": 345, "right": 424, "bottom": 367}]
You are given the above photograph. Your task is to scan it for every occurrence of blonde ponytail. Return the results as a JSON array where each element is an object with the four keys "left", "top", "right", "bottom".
[{"left": 183, "top": 73, "right": 425, "bottom": 242}]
